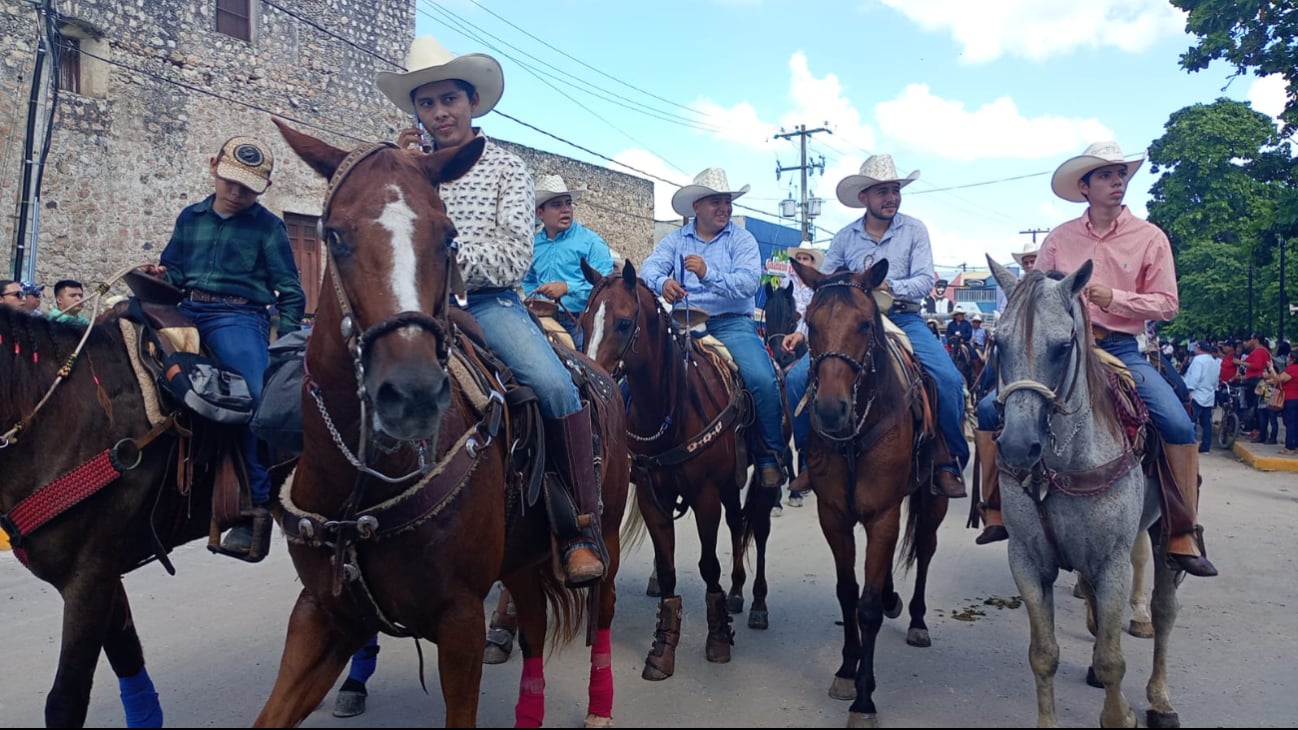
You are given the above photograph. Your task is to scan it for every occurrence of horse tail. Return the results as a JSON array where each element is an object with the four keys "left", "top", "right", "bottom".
[
  {"left": 538, "top": 568, "right": 587, "bottom": 654},
  {"left": 738, "top": 469, "right": 762, "bottom": 559},
  {"left": 898, "top": 481, "right": 928, "bottom": 572},
  {"left": 619, "top": 480, "right": 649, "bottom": 554}
]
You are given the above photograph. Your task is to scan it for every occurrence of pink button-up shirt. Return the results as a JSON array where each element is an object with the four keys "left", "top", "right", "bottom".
[{"left": 1036, "top": 206, "right": 1178, "bottom": 336}]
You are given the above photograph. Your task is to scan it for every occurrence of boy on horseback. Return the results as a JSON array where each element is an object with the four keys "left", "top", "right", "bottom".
[
  {"left": 781, "top": 155, "right": 969, "bottom": 499},
  {"left": 641, "top": 167, "right": 787, "bottom": 490},
  {"left": 976, "top": 141, "right": 1216, "bottom": 578}
]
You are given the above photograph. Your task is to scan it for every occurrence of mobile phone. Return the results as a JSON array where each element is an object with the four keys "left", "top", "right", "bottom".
[{"left": 415, "top": 118, "right": 431, "bottom": 153}]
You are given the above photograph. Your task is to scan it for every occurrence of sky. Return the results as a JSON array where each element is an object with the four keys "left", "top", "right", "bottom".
[{"left": 413, "top": 0, "right": 1290, "bottom": 275}]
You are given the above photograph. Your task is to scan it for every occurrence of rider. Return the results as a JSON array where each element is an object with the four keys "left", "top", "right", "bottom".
[
  {"left": 980, "top": 141, "right": 1217, "bottom": 578},
  {"left": 946, "top": 307, "right": 972, "bottom": 342},
  {"left": 784, "top": 244, "right": 823, "bottom": 505},
  {"left": 781, "top": 154, "right": 968, "bottom": 499},
  {"left": 523, "top": 174, "right": 616, "bottom": 348},
  {"left": 969, "top": 313, "right": 987, "bottom": 354},
  {"left": 641, "top": 167, "right": 787, "bottom": 491}
]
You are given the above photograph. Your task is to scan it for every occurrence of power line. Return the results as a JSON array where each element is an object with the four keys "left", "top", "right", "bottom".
[{"left": 909, "top": 169, "right": 1052, "bottom": 194}]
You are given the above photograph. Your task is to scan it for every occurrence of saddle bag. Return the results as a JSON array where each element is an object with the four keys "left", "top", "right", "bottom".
[
  {"left": 251, "top": 329, "right": 310, "bottom": 454},
  {"left": 161, "top": 351, "right": 255, "bottom": 425}
]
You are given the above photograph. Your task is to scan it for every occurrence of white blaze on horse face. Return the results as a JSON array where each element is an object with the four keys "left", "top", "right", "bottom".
[
  {"left": 376, "top": 185, "right": 421, "bottom": 330},
  {"left": 586, "top": 301, "right": 607, "bottom": 358}
]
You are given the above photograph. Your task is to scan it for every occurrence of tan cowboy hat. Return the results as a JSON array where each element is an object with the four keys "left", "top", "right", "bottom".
[
  {"left": 1011, "top": 240, "right": 1041, "bottom": 267},
  {"left": 375, "top": 36, "right": 504, "bottom": 118},
  {"left": 836, "top": 154, "right": 920, "bottom": 208},
  {"left": 671, "top": 307, "right": 710, "bottom": 333},
  {"left": 788, "top": 244, "right": 824, "bottom": 269},
  {"left": 535, "top": 174, "right": 585, "bottom": 206},
  {"left": 670, "top": 168, "right": 750, "bottom": 218},
  {"left": 1050, "top": 141, "right": 1145, "bottom": 203}
]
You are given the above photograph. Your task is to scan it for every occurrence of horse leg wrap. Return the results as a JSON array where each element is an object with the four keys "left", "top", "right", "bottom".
[
  {"left": 347, "top": 635, "right": 380, "bottom": 683},
  {"left": 642, "top": 596, "right": 682, "bottom": 680},
  {"left": 587, "top": 628, "right": 614, "bottom": 718},
  {"left": 118, "top": 668, "right": 163, "bottom": 728},
  {"left": 704, "top": 590, "right": 735, "bottom": 663},
  {"left": 514, "top": 656, "right": 546, "bottom": 728}
]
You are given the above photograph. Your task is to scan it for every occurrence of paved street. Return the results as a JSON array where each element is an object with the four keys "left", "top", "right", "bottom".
[{"left": 1, "top": 449, "right": 1294, "bottom": 727}]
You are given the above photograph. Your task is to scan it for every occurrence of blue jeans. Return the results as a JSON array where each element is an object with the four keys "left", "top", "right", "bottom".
[
  {"left": 1283, "top": 400, "right": 1298, "bottom": 450},
  {"left": 1261, "top": 403, "right": 1280, "bottom": 442},
  {"left": 784, "top": 311, "right": 969, "bottom": 468},
  {"left": 977, "top": 391, "right": 999, "bottom": 431},
  {"left": 463, "top": 290, "right": 580, "bottom": 419},
  {"left": 180, "top": 301, "right": 271, "bottom": 505},
  {"left": 707, "top": 315, "right": 782, "bottom": 468},
  {"left": 1100, "top": 336, "right": 1195, "bottom": 444},
  {"left": 1192, "top": 402, "right": 1214, "bottom": 452}
]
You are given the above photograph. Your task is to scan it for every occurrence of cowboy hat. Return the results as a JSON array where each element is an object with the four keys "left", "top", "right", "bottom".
[
  {"left": 1050, "top": 141, "right": 1145, "bottom": 203},
  {"left": 535, "top": 174, "right": 585, "bottom": 206},
  {"left": 971, "top": 313, "right": 983, "bottom": 322},
  {"left": 671, "top": 168, "right": 750, "bottom": 218},
  {"left": 1011, "top": 240, "right": 1041, "bottom": 267},
  {"left": 835, "top": 154, "right": 920, "bottom": 208},
  {"left": 788, "top": 244, "right": 824, "bottom": 269},
  {"left": 375, "top": 36, "right": 504, "bottom": 118}
]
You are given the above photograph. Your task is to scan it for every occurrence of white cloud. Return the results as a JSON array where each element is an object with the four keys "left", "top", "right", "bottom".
[
  {"left": 879, "top": 0, "right": 1186, "bottom": 63},
  {"left": 876, "top": 84, "right": 1113, "bottom": 161},
  {"left": 1248, "top": 74, "right": 1289, "bottom": 123}
]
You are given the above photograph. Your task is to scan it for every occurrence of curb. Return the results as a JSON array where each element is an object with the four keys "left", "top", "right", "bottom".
[{"left": 1232, "top": 442, "right": 1298, "bottom": 472}]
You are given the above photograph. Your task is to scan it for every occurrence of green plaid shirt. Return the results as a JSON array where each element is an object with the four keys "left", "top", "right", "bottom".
[{"left": 161, "top": 196, "right": 305, "bottom": 330}]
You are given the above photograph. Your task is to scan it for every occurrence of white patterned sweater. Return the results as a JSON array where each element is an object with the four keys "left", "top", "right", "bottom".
[{"left": 438, "top": 133, "right": 535, "bottom": 292}]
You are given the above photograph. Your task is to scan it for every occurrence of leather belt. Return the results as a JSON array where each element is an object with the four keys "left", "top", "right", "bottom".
[
  {"left": 1092, "top": 326, "right": 1136, "bottom": 344},
  {"left": 889, "top": 300, "right": 921, "bottom": 315},
  {"left": 187, "top": 289, "right": 250, "bottom": 305}
]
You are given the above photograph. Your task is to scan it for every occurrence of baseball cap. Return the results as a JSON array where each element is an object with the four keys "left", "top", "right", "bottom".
[
  {"left": 215, "top": 136, "right": 274, "bottom": 194},
  {"left": 21, "top": 281, "right": 44, "bottom": 296}
]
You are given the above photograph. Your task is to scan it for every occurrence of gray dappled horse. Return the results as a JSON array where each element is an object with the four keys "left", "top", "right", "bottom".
[{"left": 988, "top": 257, "right": 1184, "bottom": 728}]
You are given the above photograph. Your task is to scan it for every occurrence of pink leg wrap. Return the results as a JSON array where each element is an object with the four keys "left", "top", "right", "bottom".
[
  {"left": 514, "top": 656, "right": 546, "bottom": 728},
  {"left": 587, "top": 628, "right": 614, "bottom": 718}
]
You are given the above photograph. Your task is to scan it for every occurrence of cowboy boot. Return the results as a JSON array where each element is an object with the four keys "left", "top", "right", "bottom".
[
  {"left": 974, "top": 430, "right": 1007, "bottom": 545},
  {"left": 929, "top": 425, "right": 967, "bottom": 499},
  {"left": 545, "top": 405, "right": 606, "bottom": 587},
  {"left": 642, "top": 596, "right": 682, "bottom": 681},
  {"left": 704, "top": 590, "right": 735, "bottom": 663},
  {"left": 1159, "top": 443, "right": 1218, "bottom": 577}
]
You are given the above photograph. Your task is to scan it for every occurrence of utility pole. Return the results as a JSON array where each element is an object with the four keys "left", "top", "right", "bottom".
[
  {"left": 774, "top": 124, "right": 831, "bottom": 242},
  {"left": 1019, "top": 228, "right": 1050, "bottom": 244}
]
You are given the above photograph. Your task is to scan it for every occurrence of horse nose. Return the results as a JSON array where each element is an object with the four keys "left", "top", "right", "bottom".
[
  {"left": 372, "top": 369, "right": 451, "bottom": 439},
  {"left": 997, "top": 428, "right": 1041, "bottom": 469},
  {"left": 811, "top": 396, "right": 852, "bottom": 435}
]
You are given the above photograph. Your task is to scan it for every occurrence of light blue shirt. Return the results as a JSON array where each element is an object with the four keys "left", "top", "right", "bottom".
[
  {"left": 821, "top": 212, "right": 936, "bottom": 304},
  {"left": 642, "top": 220, "right": 760, "bottom": 317},
  {"left": 1184, "top": 352, "right": 1218, "bottom": 408},
  {"left": 523, "top": 222, "right": 615, "bottom": 313}
]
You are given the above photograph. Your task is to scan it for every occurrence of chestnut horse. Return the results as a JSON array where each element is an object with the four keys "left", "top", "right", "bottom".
[
  {"left": 253, "top": 122, "right": 628, "bottom": 728},
  {"left": 579, "top": 261, "right": 781, "bottom": 682},
  {"left": 793, "top": 260, "right": 950, "bottom": 729},
  {"left": 0, "top": 305, "right": 238, "bottom": 727}
]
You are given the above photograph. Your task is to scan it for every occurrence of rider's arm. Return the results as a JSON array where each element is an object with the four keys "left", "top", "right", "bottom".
[
  {"left": 640, "top": 230, "right": 680, "bottom": 296},
  {"left": 889, "top": 220, "right": 936, "bottom": 301},
  {"left": 1101, "top": 231, "right": 1178, "bottom": 322},
  {"left": 698, "top": 229, "right": 760, "bottom": 300}
]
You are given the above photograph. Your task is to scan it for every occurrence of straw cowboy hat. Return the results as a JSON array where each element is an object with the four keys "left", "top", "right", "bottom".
[
  {"left": 971, "top": 313, "right": 983, "bottom": 322},
  {"left": 836, "top": 154, "right": 920, "bottom": 208},
  {"left": 1011, "top": 240, "right": 1041, "bottom": 267},
  {"left": 1050, "top": 141, "right": 1145, "bottom": 203},
  {"left": 671, "top": 168, "right": 750, "bottom": 218},
  {"left": 788, "top": 244, "right": 824, "bottom": 269},
  {"left": 535, "top": 174, "right": 585, "bottom": 206},
  {"left": 375, "top": 36, "right": 504, "bottom": 117}
]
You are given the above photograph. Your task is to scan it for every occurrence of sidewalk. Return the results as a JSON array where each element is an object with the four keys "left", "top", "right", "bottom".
[{"left": 1232, "top": 438, "right": 1298, "bottom": 472}]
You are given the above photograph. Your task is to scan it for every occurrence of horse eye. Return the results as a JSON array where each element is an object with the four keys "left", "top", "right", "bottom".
[
  {"left": 325, "top": 229, "right": 352, "bottom": 259},
  {"left": 615, "top": 318, "right": 632, "bottom": 332}
]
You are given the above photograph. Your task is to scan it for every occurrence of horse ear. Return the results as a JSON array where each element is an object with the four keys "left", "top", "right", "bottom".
[
  {"left": 988, "top": 255, "right": 1018, "bottom": 297},
  {"left": 867, "top": 258, "right": 890, "bottom": 289},
  {"left": 622, "top": 260, "right": 638, "bottom": 286},
  {"left": 581, "top": 258, "right": 603, "bottom": 286},
  {"left": 1060, "top": 259, "right": 1093, "bottom": 300},
  {"left": 783, "top": 278, "right": 794, "bottom": 292},
  {"left": 274, "top": 118, "right": 347, "bottom": 180},
  {"left": 423, "top": 137, "right": 486, "bottom": 186},
  {"left": 791, "top": 259, "right": 824, "bottom": 289}
]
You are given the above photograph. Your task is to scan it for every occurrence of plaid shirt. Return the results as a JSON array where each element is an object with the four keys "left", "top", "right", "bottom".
[{"left": 161, "top": 195, "right": 305, "bottom": 330}]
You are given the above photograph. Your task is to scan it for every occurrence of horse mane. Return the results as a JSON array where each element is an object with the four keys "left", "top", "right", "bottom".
[
  {"left": 0, "top": 308, "right": 104, "bottom": 426},
  {"left": 1010, "top": 270, "right": 1122, "bottom": 440}
]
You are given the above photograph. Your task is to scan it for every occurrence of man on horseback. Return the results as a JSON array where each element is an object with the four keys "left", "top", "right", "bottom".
[
  {"left": 641, "top": 167, "right": 787, "bottom": 490},
  {"left": 946, "top": 307, "right": 972, "bottom": 342},
  {"left": 978, "top": 141, "right": 1216, "bottom": 578},
  {"left": 969, "top": 313, "right": 987, "bottom": 354},
  {"left": 377, "top": 36, "right": 606, "bottom": 586},
  {"left": 524, "top": 174, "right": 616, "bottom": 348},
  {"left": 781, "top": 154, "right": 968, "bottom": 499}
]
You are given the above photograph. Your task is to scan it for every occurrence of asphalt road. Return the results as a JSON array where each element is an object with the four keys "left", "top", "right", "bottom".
[{"left": 1, "top": 449, "right": 1294, "bottom": 728}]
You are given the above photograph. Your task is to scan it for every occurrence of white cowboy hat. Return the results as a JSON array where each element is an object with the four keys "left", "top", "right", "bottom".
[
  {"left": 1050, "top": 141, "right": 1145, "bottom": 203},
  {"left": 835, "top": 154, "right": 920, "bottom": 208},
  {"left": 670, "top": 168, "right": 750, "bottom": 218},
  {"left": 535, "top": 174, "right": 585, "bottom": 206},
  {"left": 788, "top": 244, "right": 824, "bottom": 269},
  {"left": 971, "top": 313, "right": 983, "bottom": 322},
  {"left": 375, "top": 36, "right": 504, "bottom": 118},
  {"left": 1011, "top": 240, "right": 1041, "bottom": 267}
]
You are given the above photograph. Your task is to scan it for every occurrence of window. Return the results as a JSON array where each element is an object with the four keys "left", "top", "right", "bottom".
[
  {"left": 956, "top": 288, "right": 996, "bottom": 303},
  {"left": 216, "top": 0, "right": 251, "bottom": 41},
  {"left": 284, "top": 213, "right": 322, "bottom": 315},
  {"left": 57, "top": 36, "right": 81, "bottom": 94}
]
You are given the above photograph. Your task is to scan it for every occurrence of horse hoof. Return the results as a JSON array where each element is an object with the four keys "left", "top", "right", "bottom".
[
  {"left": 641, "top": 661, "right": 673, "bottom": 681},
  {"left": 483, "top": 628, "right": 515, "bottom": 664},
  {"left": 906, "top": 627, "right": 931, "bottom": 647},
  {"left": 883, "top": 593, "right": 903, "bottom": 619},
  {"left": 645, "top": 574, "right": 660, "bottom": 597},
  {"left": 1146, "top": 709, "right": 1181, "bottom": 728},
  {"left": 705, "top": 641, "right": 732, "bottom": 663},
  {"left": 1086, "top": 666, "right": 1104, "bottom": 689},
  {"left": 1128, "top": 619, "right": 1155, "bottom": 639},
  {"left": 747, "top": 609, "right": 769, "bottom": 630},
  {"left": 726, "top": 594, "right": 745, "bottom": 614},
  {"left": 847, "top": 711, "right": 879, "bottom": 728},
  {"left": 584, "top": 712, "right": 614, "bottom": 728},
  {"left": 828, "top": 676, "right": 856, "bottom": 700},
  {"left": 332, "top": 689, "right": 367, "bottom": 718}
]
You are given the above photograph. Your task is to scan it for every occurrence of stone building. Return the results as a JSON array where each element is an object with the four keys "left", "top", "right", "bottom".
[{"left": 0, "top": 0, "right": 652, "bottom": 313}]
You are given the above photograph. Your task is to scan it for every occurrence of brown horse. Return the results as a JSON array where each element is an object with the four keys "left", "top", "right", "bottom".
[
  {"left": 253, "top": 122, "right": 629, "bottom": 727},
  {"left": 793, "top": 260, "right": 950, "bottom": 729},
  {"left": 0, "top": 305, "right": 238, "bottom": 727},
  {"left": 579, "top": 261, "right": 780, "bottom": 681}
]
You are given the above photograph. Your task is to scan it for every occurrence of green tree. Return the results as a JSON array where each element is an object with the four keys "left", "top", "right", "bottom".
[
  {"left": 1147, "top": 99, "right": 1290, "bottom": 337},
  {"left": 1174, "top": 0, "right": 1298, "bottom": 133}
]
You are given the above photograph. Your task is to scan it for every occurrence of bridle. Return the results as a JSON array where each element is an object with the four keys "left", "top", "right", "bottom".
[
  {"left": 805, "top": 280, "right": 882, "bottom": 444},
  {"left": 591, "top": 278, "right": 646, "bottom": 385},
  {"left": 307, "top": 142, "right": 464, "bottom": 484}
]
